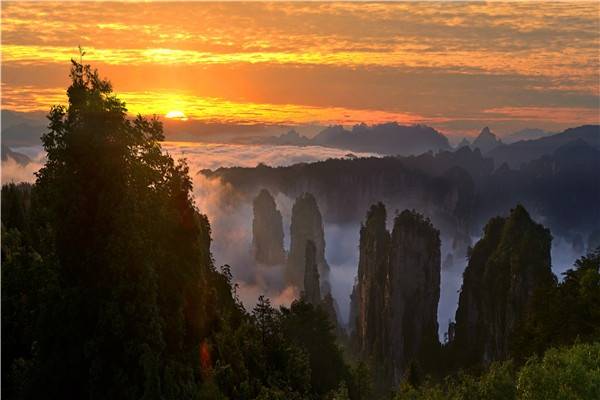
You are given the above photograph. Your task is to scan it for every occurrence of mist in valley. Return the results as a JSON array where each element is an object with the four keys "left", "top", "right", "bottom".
[{"left": 2, "top": 141, "right": 591, "bottom": 340}]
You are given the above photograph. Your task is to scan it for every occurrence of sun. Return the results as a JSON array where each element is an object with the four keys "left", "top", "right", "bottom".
[{"left": 165, "top": 110, "right": 188, "bottom": 121}]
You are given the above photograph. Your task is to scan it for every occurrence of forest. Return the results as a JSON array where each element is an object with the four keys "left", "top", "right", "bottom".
[{"left": 2, "top": 61, "right": 599, "bottom": 400}]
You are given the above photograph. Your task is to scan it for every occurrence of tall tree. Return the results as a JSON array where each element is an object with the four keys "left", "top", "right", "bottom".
[{"left": 28, "top": 59, "right": 227, "bottom": 399}]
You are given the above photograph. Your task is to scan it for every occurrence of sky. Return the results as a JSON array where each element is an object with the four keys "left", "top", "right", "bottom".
[{"left": 2, "top": 1, "right": 599, "bottom": 138}]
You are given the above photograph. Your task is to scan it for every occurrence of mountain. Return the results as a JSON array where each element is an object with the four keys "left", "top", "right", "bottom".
[
  {"left": 257, "top": 122, "right": 451, "bottom": 156},
  {"left": 286, "top": 193, "right": 330, "bottom": 292},
  {"left": 488, "top": 125, "right": 600, "bottom": 168},
  {"left": 258, "top": 129, "right": 312, "bottom": 146},
  {"left": 302, "top": 240, "right": 321, "bottom": 305},
  {"left": 1, "top": 110, "right": 46, "bottom": 147},
  {"left": 451, "top": 205, "right": 555, "bottom": 366},
  {"left": 1, "top": 144, "right": 31, "bottom": 165},
  {"left": 456, "top": 138, "right": 471, "bottom": 148},
  {"left": 471, "top": 127, "right": 503, "bottom": 153},
  {"left": 203, "top": 129, "right": 600, "bottom": 243},
  {"left": 252, "top": 189, "right": 286, "bottom": 265},
  {"left": 351, "top": 204, "right": 441, "bottom": 384},
  {"left": 351, "top": 203, "right": 389, "bottom": 362},
  {"left": 401, "top": 145, "right": 493, "bottom": 184},
  {"left": 313, "top": 123, "right": 451, "bottom": 155},
  {"left": 505, "top": 128, "right": 553, "bottom": 144},
  {"left": 203, "top": 156, "right": 476, "bottom": 237}
]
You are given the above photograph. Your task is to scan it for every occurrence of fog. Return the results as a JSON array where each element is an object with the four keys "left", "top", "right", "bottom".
[{"left": 2, "top": 141, "right": 588, "bottom": 337}]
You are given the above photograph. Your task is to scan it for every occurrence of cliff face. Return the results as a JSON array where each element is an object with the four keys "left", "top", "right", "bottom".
[
  {"left": 286, "top": 193, "right": 330, "bottom": 291},
  {"left": 303, "top": 240, "right": 321, "bottom": 305},
  {"left": 252, "top": 189, "right": 286, "bottom": 265},
  {"left": 352, "top": 203, "right": 390, "bottom": 362},
  {"left": 351, "top": 204, "right": 441, "bottom": 382},
  {"left": 388, "top": 210, "right": 441, "bottom": 380},
  {"left": 452, "top": 205, "right": 555, "bottom": 365}
]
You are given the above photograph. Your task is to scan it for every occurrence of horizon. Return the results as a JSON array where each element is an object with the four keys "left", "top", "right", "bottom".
[{"left": 2, "top": 1, "right": 599, "bottom": 141}]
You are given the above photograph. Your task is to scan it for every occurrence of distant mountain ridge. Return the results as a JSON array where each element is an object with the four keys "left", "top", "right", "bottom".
[
  {"left": 1, "top": 110, "right": 46, "bottom": 147},
  {"left": 203, "top": 130, "right": 600, "bottom": 239},
  {"left": 257, "top": 122, "right": 451, "bottom": 156},
  {"left": 505, "top": 128, "right": 554, "bottom": 143},
  {"left": 488, "top": 125, "right": 600, "bottom": 168},
  {"left": 1, "top": 144, "right": 31, "bottom": 165}
]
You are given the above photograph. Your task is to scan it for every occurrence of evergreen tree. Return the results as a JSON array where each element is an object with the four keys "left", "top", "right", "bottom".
[{"left": 19, "top": 59, "right": 228, "bottom": 399}]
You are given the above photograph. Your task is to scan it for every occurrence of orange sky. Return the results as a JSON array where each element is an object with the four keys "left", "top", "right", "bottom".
[{"left": 2, "top": 1, "right": 599, "bottom": 137}]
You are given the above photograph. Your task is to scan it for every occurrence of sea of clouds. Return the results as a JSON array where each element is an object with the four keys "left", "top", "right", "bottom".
[
  {"left": 2, "top": 142, "right": 377, "bottom": 321},
  {"left": 162, "top": 142, "right": 377, "bottom": 321},
  {"left": 2, "top": 141, "right": 585, "bottom": 336}
]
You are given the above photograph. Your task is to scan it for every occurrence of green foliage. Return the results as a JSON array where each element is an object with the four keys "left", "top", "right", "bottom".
[
  {"left": 1, "top": 183, "right": 31, "bottom": 234},
  {"left": 281, "top": 300, "right": 349, "bottom": 396},
  {"left": 2, "top": 59, "right": 237, "bottom": 399},
  {"left": 1, "top": 185, "right": 58, "bottom": 400},
  {"left": 211, "top": 297, "right": 357, "bottom": 399},
  {"left": 347, "top": 362, "right": 374, "bottom": 400},
  {"left": 512, "top": 250, "right": 600, "bottom": 361},
  {"left": 327, "top": 382, "right": 350, "bottom": 400},
  {"left": 394, "top": 343, "right": 600, "bottom": 400},
  {"left": 517, "top": 343, "right": 600, "bottom": 400},
  {"left": 451, "top": 205, "right": 555, "bottom": 368}
]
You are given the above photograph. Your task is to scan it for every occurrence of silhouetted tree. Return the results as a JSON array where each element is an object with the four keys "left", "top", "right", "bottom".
[{"left": 12, "top": 58, "right": 228, "bottom": 399}]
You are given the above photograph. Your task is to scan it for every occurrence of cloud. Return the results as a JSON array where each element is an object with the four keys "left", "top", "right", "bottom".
[
  {"left": 482, "top": 106, "right": 600, "bottom": 123},
  {"left": 2, "top": 141, "right": 371, "bottom": 314},
  {"left": 3, "top": 2, "right": 597, "bottom": 77},
  {"left": 1, "top": 84, "right": 430, "bottom": 126},
  {"left": 162, "top": 142, "right": 376, "bottom": 171},
  {"left": 2, "top": 1, "right": 598, "bottom": 136},
  {"left": 1, "top": 141, "right": 588, "bottom": 330},
  {"left": 1, "top": 147, "right": 44, "bottom": 184},
  {"left": 168, "top": 142, "right": 378, "bottom": 314}
]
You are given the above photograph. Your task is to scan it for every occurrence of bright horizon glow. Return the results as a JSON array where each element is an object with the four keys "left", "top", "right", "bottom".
[
  {"left": 165, "top": 110, "right": 188, "bottom": 121},
  {"left": 1, "top": 1, "right": 598, "bottom": 136}
]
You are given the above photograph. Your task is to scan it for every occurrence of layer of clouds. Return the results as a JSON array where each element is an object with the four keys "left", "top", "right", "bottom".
[
  {"left": 1, "top": 145, "right": 44, "bottom": 184},
  {"left": 2, "top": 2, "right": 598, "bottom": 136},
  {"left": 164, "top": 142, "right": 377, "bottom": 316},
  {"left": 2, "top": 142, "right": 588, "bottom": 332},
  {"left": 162, "top": 142, "right": 376, "bottom": 171}
]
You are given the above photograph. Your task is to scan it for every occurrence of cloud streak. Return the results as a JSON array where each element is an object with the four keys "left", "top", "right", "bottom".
[{"left": 2, "top": 1, "right": 598, "bottom": 135}]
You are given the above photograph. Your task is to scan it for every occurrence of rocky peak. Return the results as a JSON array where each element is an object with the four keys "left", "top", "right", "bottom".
[
  {"left": 472, "top": 126, "right": 503, "bottom": 153},
  {"left": 351, "top": 204, "right": 441, "bottom": 383},
  {"left": 302, "top": 240, "right": 321, "bottom": 305},
  {"left": 451, "top": 204, "right": 555, "bottom": 366},
  {"left": 252, "top": 189, "right": 286, "bottom": 265},
  {"left": 274, "top": 129, "right": 310, "bottom": 145},
  {"left": 351, "top": 203, "right": 390, "bottom": 360},
  {"left": 286, "top": 193, "right": 330, "bottom": 290},
  {"left": 388, "top": 210, "right": 441, "bottom": 380}
]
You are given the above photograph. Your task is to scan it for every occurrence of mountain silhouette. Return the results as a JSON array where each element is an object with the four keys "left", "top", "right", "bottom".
[
  {"left": 471, "top": 127, "right": 503, "bottom": 153},
  {"left": 488, "top": 125, "right": 600, "bottom": 168},
  {"left": 258, "top": 122, "right": 451, "bottom": 156}
]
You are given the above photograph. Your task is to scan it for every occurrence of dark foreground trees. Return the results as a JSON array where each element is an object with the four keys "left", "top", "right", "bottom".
[
  {"left": 2, "top": 60, "right": 235, "bottom": 398},
  {"left": 1, "top": 60, "right": 358, "bottom": 399}
]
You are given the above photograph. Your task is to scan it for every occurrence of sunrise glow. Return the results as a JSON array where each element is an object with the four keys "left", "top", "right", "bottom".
[
  {"left": 2, "top": 1, "right": 599, "bottom": 135},
  {"left": 165, "top": 110, "right": 188, "bottom": 121}
]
